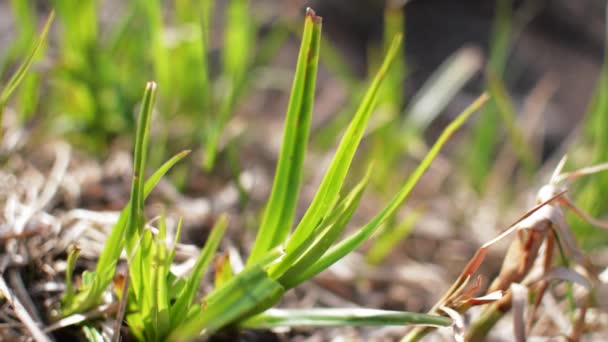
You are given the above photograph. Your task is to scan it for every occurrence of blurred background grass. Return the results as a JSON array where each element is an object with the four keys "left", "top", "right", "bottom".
[{"left": 1, "top": 0, "right": 608, "bottom": 252}]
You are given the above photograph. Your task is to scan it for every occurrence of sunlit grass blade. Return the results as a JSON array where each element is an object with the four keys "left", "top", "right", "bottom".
[
  {"left": 288, "top": 93, "right": 489, "bottom": 287},
  {"left": 153, "top": 213, "right": 171, "bottom": 339},
  {"left": 239, "top": 308, "right": 452, "bottom": 329},
  {"left": 94, "top": 149, "right": 190, "bottom": 286},
  {"left": 61, "top": 245, "right": 81, "bottom": 306},
  {"left": 166, "top": 217, "right": 184, "bottom": 271},
  {"left": 284, "top": 34, "right": 403, "bottom": 257},
  {"left": 62, "top": 133, "right": 189, "bottom": 316},
  {"left": 0, "top": 10, "right": 54, "bottom": 134},
  {"left": 170, "top": 215, "right": 228, "bottom": 328},
  {"left": 247, "top": 9, "right": 322, "bottom": 264},
  {"left": 82, "top": 325, "right": 104, "bottom": 342},
  {"left": 271, "top": 166, "right": 372, "bottom": 286},
  {"left": 126, "top": 81, "right": 157, "bottom": 254},
  {"left": 126, "top": 82, "right": 158, "bottom": 305},
  {"left": 169, "top": 266, "right": 285, "bottom": 341}
]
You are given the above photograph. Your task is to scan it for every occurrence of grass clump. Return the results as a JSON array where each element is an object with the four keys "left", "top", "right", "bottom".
[{"left": 54, "top": 8, "right": 490, "bottom": 340}]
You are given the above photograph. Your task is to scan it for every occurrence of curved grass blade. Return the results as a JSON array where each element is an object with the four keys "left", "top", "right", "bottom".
[
  {"left": 170, "top": 215, "right": 228, "bottom": 328},
  {"left": 126, "top": 81, "right": 157, "bottom": 254},
  {"left": 169, "top": 266, "right": 284, "bottom": 341},
  {"left": 125, "top": 82, "right": 158, "bottom": 306},
  {"left": 61, "top": 149, "right": 191, "bottom": 316},
  {"left": 284, "top": 34, "right": 403, "bottom": 257},
  {"left": 247, "top": 9, "right": 322, "bottom": 264},
  {"left": 288, "top": 93, "right": 489, "bottom": 287},
  {"left": 239, "top": 308, "right": 451, "bottom": 329},
  {"left": 271, "top": 166, "right": 372, "bottom": 286}
]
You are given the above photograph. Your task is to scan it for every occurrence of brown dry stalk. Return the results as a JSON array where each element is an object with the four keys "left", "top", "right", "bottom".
[{"left": 404, "top": 157, "right": 608, "bottom": 342}]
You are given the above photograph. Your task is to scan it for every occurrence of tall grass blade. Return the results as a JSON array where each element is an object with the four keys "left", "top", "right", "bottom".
[
  {"left": 126, "top": 82, "right": 157, "bottom": 254},
  {"left": 170, "top": 215, "right": 228, "bottom": 328},
  {"left": 272, "top": 166, "right": 371, "bottom": 285},
  {"left": 240, "top": 308, "right": 452, "bottom": 329},
  {"left": 169, "top": 266, "right": 284, "bottom": 341},
  {"left": 289, "top": 94, "right": 489, "bottom": 286},
  {"left": 285, "top": 34, "right": 403, "bottom": 257},
  {"left": 126, "top": 82, "right": 158, "bottom": 305},
  {"left": 247, "top": 9, "right": 322, "bottom": 264},
  {"left": 62, "top": 139, "right": 189, "bottom": 315}
]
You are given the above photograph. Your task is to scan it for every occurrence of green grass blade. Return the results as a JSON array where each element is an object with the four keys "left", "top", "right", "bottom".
[
  {"left": 132, "top": 229, "right": 155, "bottom": 329},
  {"left": 95, "top": 150, "right": 190, "bottom": 283},
  {"left": 167, "top": 218, "right": 184, "bottom": 272},
  {"left": 285, "top": 34, "right": 403, "bottom": 257},
  {"left": 289, "top": 93, "right": 489, "bottom": 287},
  {"left": 169, "top": 266, "right": 285, "bottom": 341},
  {"left": 61, "top": 150, "right": 190, "bottom": 316},
  {"left": 239, "top": 308, "right": 451, "bottom": 329},
  {"left": 247, "top": 9, "right": 322, "bottom": 264},
  {"left": 82, "top": 325, "right": 104, "bottom": 342},
  {"left": 270, "top": 166, "right": 371, "bottom": 285},
  {"left": 153, "top": 214, "right": 171, "bottom": 339},
  {"left": 125, "top": 82, "right": 158, "bottom": 307},
  {"left": 126, "top": 82, "right": 157, "bottom": 255},
  {"left": 61, "top": 245, "right": 81, "bottom": 306},
  {"left": 170, "top": 215, "right": 228, "bottom": 328},
  {"left": 0, "top": 10, "right": 54, "bottom": 133}
]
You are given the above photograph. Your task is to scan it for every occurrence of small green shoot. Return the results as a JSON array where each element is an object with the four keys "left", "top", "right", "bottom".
[
  {"left": 126, "top": 214, "right": 228, "bottom": 341},
  {"left": 61, "top": 83, "right": 190, "bottom": 316},
  {"left": 62, "top": 245, "right": 81, "bottom": 306}
]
